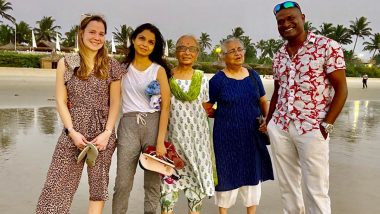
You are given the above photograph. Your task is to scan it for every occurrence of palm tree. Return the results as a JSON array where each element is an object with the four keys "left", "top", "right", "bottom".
[
  {"left": 316, "top": 23, "right": 335, "bottom": 37},
  {"left": 274, "top": 39, "right": 285, "bottom": 51},
  {"left": 256, "top": 39, "right": 284, "bottom": 59},
  {"left": 256, "top": 39, "right": 266, "bottom": 55},
  {"left": 349, "top": 16, "right": 372, "bottom": 54},
  {"left": 0, "top": 0, "right": 15, "bottom": 23},
  {"left": 105, "top": 40, "right": 111, "bottom": 51},
  {"left": 198, "top": 32, "right": 212, "bottom": 52},
  {"left": 240, "top": 36, "right": 257, "bottom": 62},
  {"left": 343, "top": 49, "right": 355, "bottom": 62},
  {"left": 166, "top": 39, "right": 175, "bottom": 57},
  {"left": 304, "top": 21, "right": 316, "bottom": 33},
  {"left": 34, "top": 16, "right": 61, "bottom": 42},
  {"left": 374, "top": 53, "right": 380, "bottom": 66},
  {"left": 0, "top": 24, "right": 12, "bottom": 44},
  {"left": 228, "top": 27, "right": 245, "bottom": 39},
  {"left": 15, "top": 21, "right": 32, "bottom": 44},
  {"left": 363, "top": 33, "right": 380, "bottom": 58},
  {"left": 329, "top": 25, "right": 352, "bottom": 45},
  {"left": 113, "top": 24, "right": 133, "bottom": 51},
  {"left": 62, "top": 25, "right": 78, "bottom": 47}
]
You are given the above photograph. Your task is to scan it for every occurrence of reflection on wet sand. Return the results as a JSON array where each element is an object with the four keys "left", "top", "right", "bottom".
[
  {"left": 335, "top": 100, "right": 379, "bottom": 143},
  {"left": 0, "top": 108, "right": 59, "bottom": 152},
  {"left": 0, "top": 101, "right": 379, "bottom": 213}
]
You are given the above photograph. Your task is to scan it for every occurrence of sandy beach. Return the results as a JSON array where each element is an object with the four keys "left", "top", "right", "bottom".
[
  {"left": 0, "top": 67, "right": 380, "bottom": 213},
  {"left": 1, "top": 67, "right": 379, "bottom": 108}
]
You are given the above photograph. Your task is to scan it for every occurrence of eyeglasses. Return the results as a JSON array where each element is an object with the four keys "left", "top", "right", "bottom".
[
  {"left": 273, "top": 1, "right": 301, "bottom": 15},
  {"left": 176, "top": 46, "right": 199, "bottom": 53},
  {"left": 224, "top": 47, "right": 245, "bottom": 55}
]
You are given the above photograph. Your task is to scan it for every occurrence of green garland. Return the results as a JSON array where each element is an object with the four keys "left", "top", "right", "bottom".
[{"left": 169, "top": 70, "right": 203, "bottom": 102}]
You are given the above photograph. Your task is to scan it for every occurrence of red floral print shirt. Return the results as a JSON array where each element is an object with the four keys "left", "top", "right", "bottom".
[{"left": 272, "top": 32, "right": 346, "bottom": 135}]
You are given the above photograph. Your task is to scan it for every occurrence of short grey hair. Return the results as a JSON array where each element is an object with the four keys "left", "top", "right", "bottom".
[
  {"left": 221, "top": 37, "right": 244, "bottom": 54},
  {"left": 175, "top": 34, "right": 200, "bottom": 50}
]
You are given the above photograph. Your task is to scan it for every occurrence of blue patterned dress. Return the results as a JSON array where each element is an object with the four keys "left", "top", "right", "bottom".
[{"left": 209, "top": 70, "right": 274, "bottom": 191}]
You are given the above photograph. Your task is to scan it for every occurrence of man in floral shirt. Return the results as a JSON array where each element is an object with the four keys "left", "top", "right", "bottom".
[{"left": 266, "top": 1, "right": 348, "bottom": 214}]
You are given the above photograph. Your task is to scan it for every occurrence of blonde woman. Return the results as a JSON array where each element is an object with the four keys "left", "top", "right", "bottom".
[{"left": 36, "top": 14, "right": 124, "bottom": 214}]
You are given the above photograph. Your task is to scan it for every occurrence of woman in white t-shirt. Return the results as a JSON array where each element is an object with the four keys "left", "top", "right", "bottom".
[{"left": 112, "top": 23, "right": 171, "bottom": 214}]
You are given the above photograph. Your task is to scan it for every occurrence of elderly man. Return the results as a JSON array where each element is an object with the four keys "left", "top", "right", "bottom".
[{"left": 266, "top": 1, "right": 348, "bottom": 214}]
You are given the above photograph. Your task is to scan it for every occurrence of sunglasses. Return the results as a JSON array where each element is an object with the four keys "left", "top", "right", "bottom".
[
  {"left": 273, "top": 1, "right": 301, "bottom": 15},
  {"left": 80, "top": 13, "right": 106, "bottom": 22}
]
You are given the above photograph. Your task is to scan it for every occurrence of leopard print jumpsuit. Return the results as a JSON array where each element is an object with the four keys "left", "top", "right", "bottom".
[{"left": 36, "top": 54, "right": 125, "bottom": 214}]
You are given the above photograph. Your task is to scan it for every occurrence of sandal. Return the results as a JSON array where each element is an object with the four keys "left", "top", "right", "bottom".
[
  {"left": 85, "top": 143, "right": 98, "bottom": 167},
  {"left": 77, "top": 145, "right": 90, "bottom": 164},
  {"left": 139, "top": 153, "right": 175, "bottom": 176}
]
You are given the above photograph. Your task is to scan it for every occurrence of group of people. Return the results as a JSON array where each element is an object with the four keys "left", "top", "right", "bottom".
[{"left": 35, "top": 1, "right": 348, "bottom": 214}]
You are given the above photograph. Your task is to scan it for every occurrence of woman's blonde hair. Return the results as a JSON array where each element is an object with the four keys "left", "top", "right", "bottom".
[{"left": 77, "top": 15, "right": 109, "bottom": 80}]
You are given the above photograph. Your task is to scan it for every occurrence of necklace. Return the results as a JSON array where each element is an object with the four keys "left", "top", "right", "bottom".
[{"left": 169, "top": 70, "right": 202, "bottom": 102}]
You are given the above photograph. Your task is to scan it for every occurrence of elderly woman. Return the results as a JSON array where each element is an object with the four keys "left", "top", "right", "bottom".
[
  {"left": 204, "top": 38, "right": 273, "bottom": 214},
  {"left": 160, "top": 35, "right": 214, "bottom": 214}
]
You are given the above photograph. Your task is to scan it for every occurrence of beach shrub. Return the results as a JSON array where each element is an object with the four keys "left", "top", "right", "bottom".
[
  {"left": 247, "top": 63, "right": 272, "bottom": 75},
  {"left": 194, "top": 61, "right": 380, "bottom": 77},
  {"left": 373, "top": 54, "right": 380, "bottom": 66},
  {"left": 112, "top": 54, "right": 125, "bottom": 63},
  {"left": 0, "top": 52, "right": 48, "bottom": 68},
  {"left": 194, "top": 62, "right": 219, "bottom": 73},
  {"left": 2, "top": 51, "right": 378, "bottom": 77},
  {"left": 346, "top": 63, "right": 380, "bottom": 78},
  {"left": 166, "top": 59, "right": 177, "bottom": 69},
  {"left": 193, "top": 62, "right": 273, "bottom": 74}
]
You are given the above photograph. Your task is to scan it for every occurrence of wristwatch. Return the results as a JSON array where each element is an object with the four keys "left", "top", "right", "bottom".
[
  {"left": 64, "top": 127, "right": 74, "bottom": 135},
  {"left": 321, "top": 122, "right": 334, "bottom": 133}
]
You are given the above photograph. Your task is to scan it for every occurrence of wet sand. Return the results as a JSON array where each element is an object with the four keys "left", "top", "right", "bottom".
[
  {"left": 0, "top": 68, "right": 56, "bottom": 108},
  {"left": 1, "top": 68, "right": 380, "bottom": 213}
]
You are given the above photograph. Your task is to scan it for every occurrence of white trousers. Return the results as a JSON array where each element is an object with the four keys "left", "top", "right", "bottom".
[
  {"left": 215, "top": 184, "right": 262, "bottom": 208},
  {"left": 267, "top": 119, "right": 331, "bottom": 214}
]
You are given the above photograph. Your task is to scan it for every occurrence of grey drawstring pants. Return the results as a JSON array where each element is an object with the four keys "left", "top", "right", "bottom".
[{"left": 112, "top": 112, "right": 161, "bottom": 214}]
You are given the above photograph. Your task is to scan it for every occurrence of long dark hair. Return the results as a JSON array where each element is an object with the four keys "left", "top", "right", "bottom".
[{"left": 125, "top": 23, "right": 171, "bottom": 78}]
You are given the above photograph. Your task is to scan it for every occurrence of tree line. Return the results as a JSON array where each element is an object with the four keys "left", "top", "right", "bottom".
[{"left": 1, "top": 0, "right": 379, "bottom": 65}]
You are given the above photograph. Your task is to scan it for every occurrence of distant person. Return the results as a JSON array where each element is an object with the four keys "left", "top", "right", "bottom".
[
  {"left": 36, "top": 14, "right": 124, "bottom": 214},
  {"left": 112, "top": 23, "right": 171, "bottom": 214},
  {"left": 267, "top": 1, "right": 348, "bottom": 214},
  {"left": 205, "top": 37, "right": 274, "bottom": 214},
  {"left": 160, "top": 35, "right": 214, "bottom": 214},
  {"left": 362, "top": 73, "right": 368, "bottom": 88}
]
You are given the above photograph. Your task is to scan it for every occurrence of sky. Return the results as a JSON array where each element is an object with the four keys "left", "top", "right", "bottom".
[{"left": 6, "top": 0, "right": 380, "bottom": 59}]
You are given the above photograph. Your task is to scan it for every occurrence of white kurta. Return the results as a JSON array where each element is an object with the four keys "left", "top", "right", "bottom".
[{"left": 162, "top": 73, "right": 214, "bottom": 197}]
